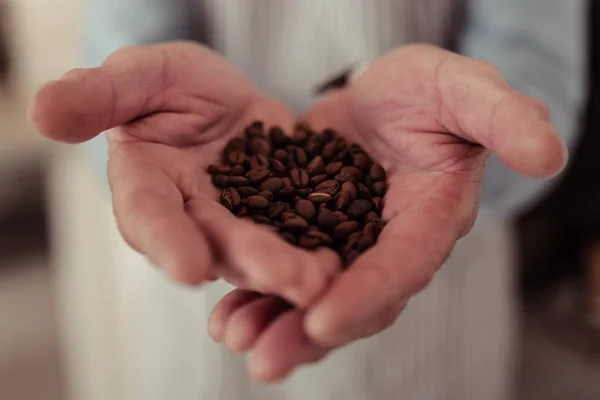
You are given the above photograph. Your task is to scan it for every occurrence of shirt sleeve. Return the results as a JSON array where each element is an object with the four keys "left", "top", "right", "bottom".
[
  {"left": 81, "top": 0, "right": 195, "bottom": 187},
  {"left": 459, "top": 0, "right": 587, "bottom": 216}
]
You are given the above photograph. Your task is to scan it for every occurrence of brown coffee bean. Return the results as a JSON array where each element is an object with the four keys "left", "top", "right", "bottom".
[
  {"left": 332, "top": 211, "right": 350, "bottom": 223},
  {"left": 296, "top": 188, "right": 313, "bottom": 198},
  {"left": 317, "top": 208, "right": 339, "bottom": 230},
  {"left": 345, "top": 250, "right": 360, "bottom": 266},
  {"left": 324, "top": 161, "right": 343, "bottom": 176},
  {"left": 332, "top": 149, "right": 351, "bottom": 164},
  {"left": 281, "top": 177, "right": 293, "bottom": 188},
  {"left": 225, "top": 137, "right": 245, "bottom": 150},
  {"left": 293, "top": 195, "right": 303, "bottom": 204},
  {"left": 290, "top": 168, "right": 309, "bottom": 188},
  {"left": 248, "top": 154, "right": 270, "bottom": 169},
  {"left": 333, "top": 190, "right": 351, "bottom": 211},
  {"left": 252, "top": 215, "right": 272, "bottom": 224},
  {"left": 208, "top": 164, "right": 231, "bottom": 175},
  {"left": 371, "top": 181, "right": 386, "bottom": 197},
  {"left": 280, "top": 231, "right": 297, "bottom": 244},
  {"left": 322, "top": 128, "right": 337, "bottom": 141},
  {"left": 310, "top": 174, "right": 328, "bottom": 186},
  {"left": 305, "top": 135, "right": 324, "bottom": 155},
  {"left": 237, "top": 186, "right": 259, "bottom": 197},
  {"left": 370, "top": 219, "right": 386, "bottom": 235},
  {"left": 212, "top": 175, "right": 230, "bottom": 188},
  {"left": 269, "top": 202, "right": 286, "bottom": 219},
  {"left": 247, "top": 195, "right": 270, "bottom": 209},
  {"left": 236, "top": 206, "right": 248, "bottom": 217},
  {"left": 291, "top": 125, "right": 309, "bottom": 145},
  {"left": 357, "top": 183, "right": 372, "bottom": 201},
  {"left": 344, "top": 231, "right": 362, "bottom": 253},
  {"left": 275, "top": 187, "right": 296, "bottom": 202},
  {"left": 270, "top": 159, "right": 287, "bottom": 176},
  {"left": 341, "top": 166, "right": 364, "bottom": 182},
  {"left": 244, "top": 123, "right": 264, "bottom": 139},
  {"left": 228, "top": 176, "right": 250, "bottom": 187},
  {"left": 281, "top": 212, "right": 297, "bottom": 221},
  {"left": 229, "top": 165, "right": 246, "bottom": 176},
  {"left": 227, "top": 149, "right": 246, "bottom": 165},
  {"left": 274, "top": 149, "right": 289, "bottom": 163},
  {"left": 281, "top": 216, "right": 310, "bottom": 233},
  {"left": 333, "top": 137, "right": 347, "bottom": 152},
  {"left": 246, "top": 168, "right": 270, "bottom": 184},
  {"left": 247, "top": 138, "right": 270, "bottom": 156},
  {"left": 305, "top": 231, "right": 333, "bottom": 247},
  {"left": 365, "top": 211, "right": 379, "bottom": 222},
  {"left": 333, "top": 221, "right": 360, "bottom": 239},
  {"left": 307, "top": 192, "right": 333, "bottom": 205},
  {"left": 321, "top": 141, "right": 338, "bottom": 161},
  {"left": 288, "top": 147, "right": 308, "bottom": 168},
  {"left": 334, "top": 173, "right": 356, "bottom": 184},
  {"left": 315, "top": 180, "right": 340, "bottom": 196},
  {"left": 296, "top": 200, "right": 316, "bottom": 221},
  {"left": 369, "top": 164, "right": 386, "bottom": 182},
  {"left": 269, "top": 126, "right": 290, "bottom": 147},
  {"left": 341, "top": 181, "right": 357, "bottom": 200},
  {"left": 353, "top": 153, "right": 372, "bottom": 171},
  {"left": 258, "top": 190, "right": 274, "bottom": 202},
  {"left": 219, "top": 188, "right": 241, "bottom": 211},
  {"left": 298, "top": 234, "right": 321, "bottom": 249},
  {"left": 350, "top": 143, "right": 365, "bottom": 154},
  {"left": 260, "top": 177, "right": 284, "bottom": 192},
  {"left": 357, "top": 231, "right": 375, "bottom": 251},
  {"left": 306, "top": 156, "right": 325, "bottom": 176},
  {"left": 347, "top": 199, "right": 373, "bottom": 220},
  {"left": 372, "top": 197, "right": 382, "bottom": 212}
]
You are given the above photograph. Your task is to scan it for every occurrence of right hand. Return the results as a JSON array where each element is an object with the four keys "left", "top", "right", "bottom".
[{"left": 30, "top": 42, "right": 341, "bottom": 308}]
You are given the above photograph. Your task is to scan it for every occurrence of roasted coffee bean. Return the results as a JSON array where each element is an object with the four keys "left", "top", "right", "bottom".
[
  {"left": 275, "top": 187, "right": 296, "bottom": 202},
  {"left": 237, "top": 186, "right": 259, "bottom": 198},
  {"left": 260, "top": 177, "right": 284, "bottom": 193},
  {"left": 220, "top": 188, "right": 241, "bottom": 211},
  {"left": 334, "top": 173, "right": 356, "bottom": 184},
  {"left": 227, "top": 149, "right": 246, "bottom": 165},
  {"left": 250, "top": 120, "right": 264, "bottom": 130},
  {"left": 296, "top": 188, "right": 313, "bottom": 198},
  {"left": 332, "top": 149, "right": 351, "bottom": 164},
  {"left": 229, "top": 165, "right": 246, "bottom": 176},
  {"left": 315, "top": 180, "right": 340, "bottom": 196},
  {"left": 290, "top": 168, "right": 309, "bottom": 188},
  {"left": 371, "top": 181, "right": 386, "bottom": 197},
  {"left": 252, "top": 215, "right": 272, "bottom": 224},
  {"left": 324, "top": 161, "right": 343, "bottom": 176},
  {"left": 248, "top": 154, "right": 270, "bottom": 169},
  {"left": 305, "top": 135, "right": 324, "bottom": 155},
  {"left": 332, "top": 211, "right": 349, "bottom": 223},
  {"left": 350, "top": 143, "right": 365, "bottom": 155},
  {"left": 293, "top": 195, "right": 303, "bottom": 204},
  {"left": 308, "top": 192, "right": 333, "bottom": 205},
  {"left": 333, "top": 221, "right": 360, "bottom": 239},
  {"left": 341, "top": 166, "right": 364, "bottom": 182},
  {"left": 295, "top": 200, "right": 316, "bottom": 221},
  {"left": 247, "top": 138, "right": 270, "bottom": 156},
  {"left": 305, "top": 230, "right": 333, "bottom": 247},
  {"left": 247, "top": 195, "right": 270, "bottom": 209},
  {"left": 270, "top": 159, "right": 287, "bottom": 176},
  {"left": 372, "top": 197, "right": 382, "bottom": 212},
  {"left": 288, "top": 147, "right": 308, "bottom": 168},
  {"left": 369, "top": 164, "right": 386, "bottom": 182},
  {"left": 345, "top": 250, "right": 360, "bottom": 266},
  {"left": 246, "top": 168, "right": 271, "bottom": 184},
  {"left": 274, "top": 149, "right": 289, "bottom": 163},
  {"left": 334, "top": 137, "right": 347, "bottom": 152},
  {"left": 208, "top": 164, "right": 231, "bottom": 175},
  {"left": 322, "top": 128, "right": 337, "bottom": 141},
  {"left": 259, "top": 190, "right": 274, "bottom": 202},
  {"left": 212, "top": 174, "right": 230, "bottom": 188},
  {"left": 357, "top": 231, "right": 375, "bottom": 251},
  {"left": 245, "top": 124, "right": 264, "bottom": 139},
  {"left": 281, "top": 177, "right": 293, "bottom": 188},
  {"left": 281, "top": 212, "right": 297, "bottom": 221},
  {"left": 365, "top": 211, "right": 379, "bottom": 222},
  {"left": 321, "top": 141, "right": 338, "bottom": 161},
  {"left": 344, "top": 231, "right": 362, "bottom": 253},
  {"left": 317, "top": 208, "right": 340, "bottom": 230},
  {"left": 310, "top": 174, "right": 328, "bottom": 186},
  {"left": 370, "top": 219, "right": 386, "bottom": 235},
  {"left": 298, "top": 234, "right": 321, "bottom": 249},
  {"left": 306, "top": 156, "right": 325, "bottom": 176},
  {"left": 341, "top": 181, "right": 357, "bottom": 200},
  {"left": 353, "top": 153, "right": 372, "bottom": 171},
  {"left": 269, "top": 126, "right": 290, "bottom": 147},
  {"left": 291, "top": 125, "right": 309, "bottom": 145},
  {"left": 225, "top": 137, "right": 245, "bottom": 150},
  {"left": 281, "top": 216, "right": 310, "bottom": 233},
  {"left": 333, "top": 190, "right": 351, "bottom": 211},
  {"left": 228, "top": 176, "right": 250, "bottom": 187},
  {"left": 357, "top": 183, "right": 372, "bottom": 201},
  {"left": 346, "top": 199, "right": 373, "bottom": 220},
  {"left": 269, "top": 202, "right": 286, "bottom": 219},
  {"left": 280, "top": 231, "right": 297, "bottom": 244},
  {"left": 236, "top": 206, "right": 248, "bottom": 217}
]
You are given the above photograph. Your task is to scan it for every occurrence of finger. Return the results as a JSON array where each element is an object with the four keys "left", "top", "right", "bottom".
[
  {"left": 110, "top": 157, "right": 215, "bottom": 285},
  {"left": 208, "top": 289, "right": 263, "bottom": 342},
  {"left": 305, "top": 173, "right": 468, "bottom": 346},
  {"left": 248, "top": 310, "right": 329, "bottom": 383},
  {"left": 353, "top": 45, "right": 567, "bottom": 178},
  {"left": 187, "top": 198, "right": 342, "bottom": 308},
  {"left": 30, "top": 41, "right": 253, "bottom": 143},
  {"left": 223, "top": 297, "right": 291, "bottom": 353}
]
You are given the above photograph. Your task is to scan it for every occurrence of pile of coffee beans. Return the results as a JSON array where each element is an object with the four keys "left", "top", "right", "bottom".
[{"left": 208, "top": 121, "right": 387, "bottom": 267}]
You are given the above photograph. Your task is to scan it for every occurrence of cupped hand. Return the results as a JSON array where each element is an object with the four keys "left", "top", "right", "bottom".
[
  {"left": 30, "top": 42, "right": 341, "bottom": 308},
  {"left": 209, "top": 44, "right": 567, "bottom": 381}
]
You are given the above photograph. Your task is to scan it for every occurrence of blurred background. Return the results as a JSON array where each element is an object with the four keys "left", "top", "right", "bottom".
[{"left": 1, "top": 1, "right": 600, "bottom": 399}]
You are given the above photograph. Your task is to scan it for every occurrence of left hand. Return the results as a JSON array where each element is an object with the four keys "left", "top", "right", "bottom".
[{"left": 208, "top": 45, "right": 567, "bottom": 381}]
